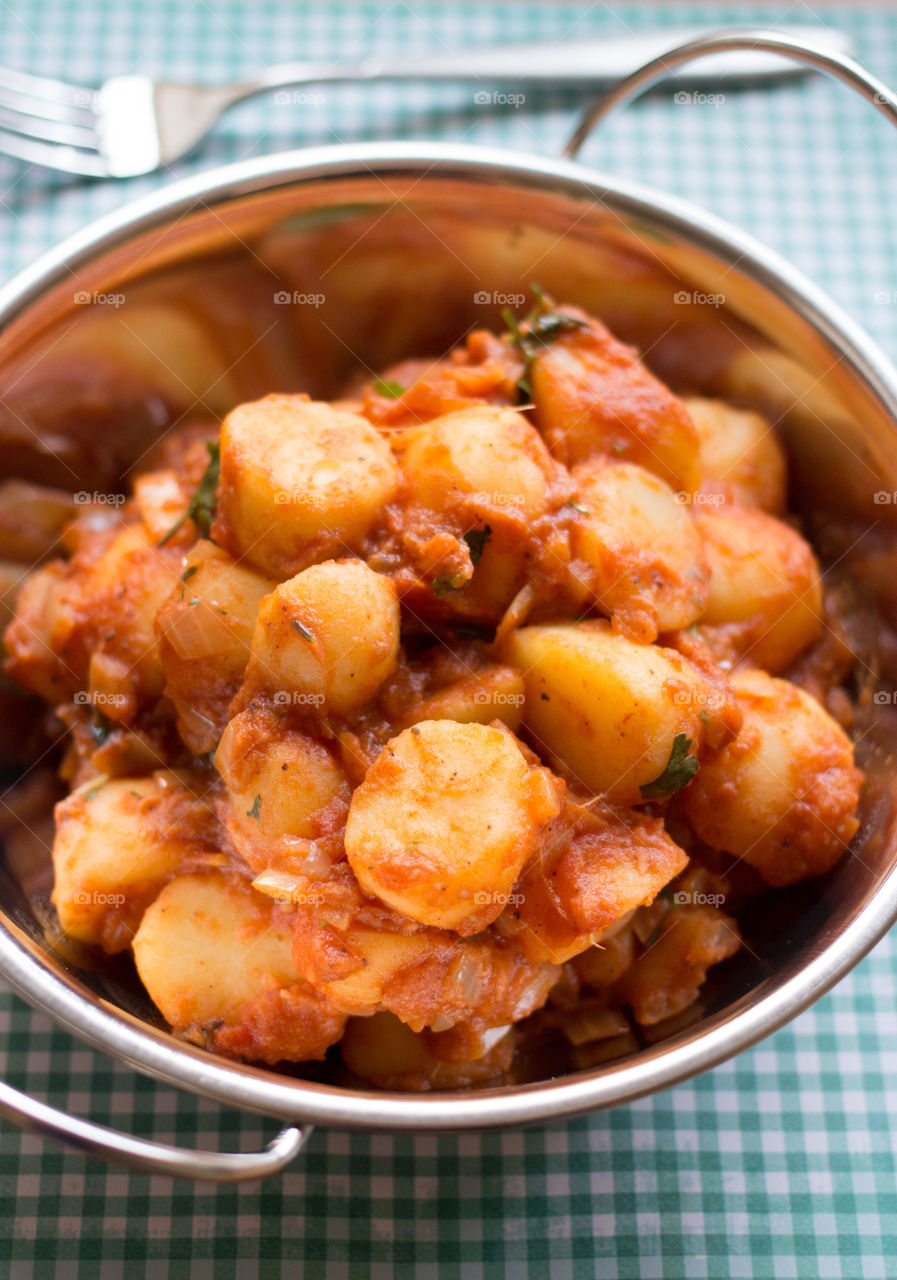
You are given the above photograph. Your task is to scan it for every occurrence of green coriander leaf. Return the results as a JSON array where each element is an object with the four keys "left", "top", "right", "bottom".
[
  {"left": 246, "top": 794, "right": 262, "bottom": 820},
  {"left": 567, "top": 499, "right": 590, "bottom": 514},
  {"left": 639, "top": 733, "right": 700, "bottom": 800},
  {"left": 431, "top": 573, "right": 466, "bottom": 596},
  {"left": 503, "top": 296, "right": 586, "bottom": 404},
  {"left": 463, "top": 525, "right": 492, "bottom": 568},
  {"left": 159, "top": 440, "right": 220, "bottom": 546},
  {"left": 372, "top": 377, "right": 406, "bottom": 399},
  {"left": 291, "top": 619, "right": 315, "bottom": 641}
]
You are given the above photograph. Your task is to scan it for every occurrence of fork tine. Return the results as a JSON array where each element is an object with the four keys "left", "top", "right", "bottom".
[
  {"left": 0, "top": 128, "right": 107, "bottom": 177},
  {"left": 0, "top": 84, "right": 94, "bottom": 125},
  {"left": 0, "top": 65, "right": 95, "bottom": 110},
  {"left": 0, "top": 105, "right": 99, "bottom": 149}
]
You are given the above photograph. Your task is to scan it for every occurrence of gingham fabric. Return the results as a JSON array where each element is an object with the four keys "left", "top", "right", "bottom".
[{"left": 1, "top": 2, "right": 897, "bottom": 1276}]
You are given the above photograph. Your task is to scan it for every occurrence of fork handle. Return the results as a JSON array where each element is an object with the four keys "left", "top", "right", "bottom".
[{"left": 251, "top": 25, "right": 850, "bottom": 94}]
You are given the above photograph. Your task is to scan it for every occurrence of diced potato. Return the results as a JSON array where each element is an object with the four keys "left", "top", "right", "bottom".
[
  {"left": 5, "top": 525, "right": 180, "bottom": 711},
  {"left": 344, "top": 720, "right": 562, "bottom": 934},
  {"left": 695, "top": 506, "right": 822, "bottom": 672},
  {"left": 213, "top": 394, "right": 399, "bottom": 577},
  {"left": 498, "top": 803, "right": 687, "bottom": 964},
  {"left": 680, "top": 668, "right": 863, "bottom": 886},
  {"left": 340, "top": 1011, "right": 513, "bottom": 1090},
  {"left": 293, "top": 911, "right": 558, "bottom": 1033},
  {"left": 216, "top": 704, "right": 348, "bottom": 874},
  {"left": 307, "top": 925, "right": 451, "bottom": 1021},
  {"left": 157, "top": 541, "right": 276, "bottom": 753},
  {"left": 396, "top": 405, "right": 566, "bottom": 620},
  {"left": 570, "top": 456, "right": 708, "bottom": 639},
  {"left": 400, "top": 406, "right": 554, "bottom": 521},
  {"left": 505, "top": 621, "right": 716, "bottom": 804},
  {"left": 400, "top": 664, "right": 525, "bottom": 732},
  {"left": 242, "top": 559, "right": 400, "bottom": 716},
  {"left": 620, "top": 904, "right": 741, "bottom": 1025},
  {"left": 52, "top": 774, "right": 213, "bottom": 951},
  {"left": 574, "top": 926, "right": 637, "bottom": 989},
  {"left": 133, "top": 870, "right": 345, "bottom": 1063},
  {"left": 529, "top": 308, "right": 700, "bottom": 491},
  {"left": 684, "top": 397, "right": 786, "bottom": 512}
]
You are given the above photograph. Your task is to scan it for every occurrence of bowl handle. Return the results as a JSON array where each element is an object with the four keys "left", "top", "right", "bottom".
[
  {"left": 565, "top": 27, "right": 897, "bottom": 158},
  {"left": 0, "top": 1075, "right": 310, "bottom": 1181}
]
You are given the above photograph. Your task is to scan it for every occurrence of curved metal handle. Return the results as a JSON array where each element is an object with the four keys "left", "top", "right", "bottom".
[
  {"left": 0, "top": 1076, "right": 310, "bottom": 1182},
  {"left": 565, "top": 28, "right": 897, "bottom": 159}
]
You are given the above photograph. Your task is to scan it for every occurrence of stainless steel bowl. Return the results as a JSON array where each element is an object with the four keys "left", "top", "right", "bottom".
[{"left": 2, "top": 32, "right": 897, "bottom": 1182}]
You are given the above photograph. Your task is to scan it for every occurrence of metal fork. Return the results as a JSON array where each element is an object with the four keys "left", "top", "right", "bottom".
[{"left": 0, "top": 25, "right": 851, "bottom": 179}]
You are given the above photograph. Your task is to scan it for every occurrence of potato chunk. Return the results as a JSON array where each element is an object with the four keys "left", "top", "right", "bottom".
[
  {"left": 242, "top": 559, "right": 400, "bottom": 716},
  {"left": 157, "top": 540, "right": 275, "bottom": 753},
  {"left": 52, "top": 774, "right": 214, "bottom": 951},
  {"left": 395, "top": 405, "right": 566, "bottom": 620},
  {"left": 400, "top": 405, "right": 554, "bottom": 520},
  {"left": 133, "top": 870, "right": 345, "bottom": 1063},
  {"left": 213, "top": 394, "right": 399, "bottom": 577},
  {"left": 570, "top": 456, "right": 708, "bottom": 640},
  {"left": 292, "top": 910, "right": 558, "bottom": 1032},
  {"left": 684, "top": 397, "right": 786, "bottom": 512},
  {"left": 340, "top": 1012, "right": 513, "bottom": 1090},
  {"left": 695, "top": 506, "right": 822, "bottom": 672},
  {"left": 680, "top": 669, "right": 862, "bottom": 886},
  {"left": 5, "top": 525, "right": 180, "bottom": 713},
  {"left": 216, "top": 704, "right": 348, "bottom": 874},
  {"left": 344, "top": 720, "right": 563, "bottom": 934},
  {"left": 497, "top": 801, "right": 688, "bottom": 964},
  {"left": 506, "top": 621, "right": 723, "bottom": 804},
  {"left": 620, "top": 903, "right": 741, "bottom": 1025},
  {"left": 529, "top": 308, "right": 700, "bottom": 490}
]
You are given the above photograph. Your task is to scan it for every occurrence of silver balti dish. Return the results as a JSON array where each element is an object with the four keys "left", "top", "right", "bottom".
[{"left": 1, "top": 32, "right": 897, "bottom": 1182}]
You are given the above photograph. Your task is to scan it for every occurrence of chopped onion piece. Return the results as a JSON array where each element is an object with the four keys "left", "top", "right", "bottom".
[
  {"left": 252, "top": 869, "right": 308, "bottom": 901},
  {"left": 159, "top": 599, "right": 234, "bottom": 659},
  {"left": 454, "top": 953, "right": 482, "bottom": 1007}
]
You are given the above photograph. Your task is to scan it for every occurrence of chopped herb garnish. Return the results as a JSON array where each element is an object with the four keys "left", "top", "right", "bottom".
[
  {"left": 612, "top": 443, "right": 628, "bottom": 456},
  {"left": 159, "top": 440, "right": 221, "bottom": 546},
  {"left": 432, "top": 573, "right": 466, "bottom": 596},
  {"left": 372, "top": 377, "right": 405, "bottom": 399},
  {"left": 246, "top": 794, "right": 262, "bottom": 820},
  {"left": 463, "top": 525, "right": 492, "bottom": 568},
  {"left": 180, "top": 565, "right": 198, "bottom": 583},
  {"left": 291, "top": 619, "right": 315, "bottom": 641},
  {"left": 503, "top": 291, "right": 587, "bottom": 400},
  {"left": 568, "top": 499, "right": 590, "bottom": 514},
  {"left": 639, "top": 733, "right": 700, "bottom": 800}
]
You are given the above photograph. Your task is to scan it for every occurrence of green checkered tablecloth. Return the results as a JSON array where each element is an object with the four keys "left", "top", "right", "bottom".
[{"left": 2, "top": 1, "right": 897, "bottom": 1275}]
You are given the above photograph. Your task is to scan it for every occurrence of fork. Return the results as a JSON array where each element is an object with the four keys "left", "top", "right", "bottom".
[{"left": 0, "top": 25, "right": 851, "bottom": 179}]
